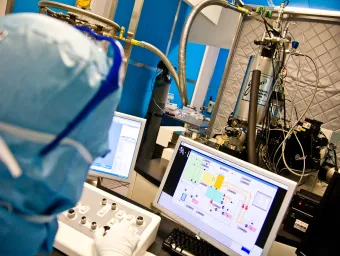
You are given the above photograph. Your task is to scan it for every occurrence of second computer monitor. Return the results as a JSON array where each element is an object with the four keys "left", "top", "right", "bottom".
[
  {"left": 154, "top": 136, "right": 296, "bottom": 256},
  {"left": 88, "top": 112, "right": 145, "bottom": 183}
]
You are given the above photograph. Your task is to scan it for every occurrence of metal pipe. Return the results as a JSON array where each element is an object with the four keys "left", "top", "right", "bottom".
[
  {"left": 38, "top": 1, "right": 120, "bottom": 31},
  {"left": 245, "top": 4, "right": 340, "bottom": 18},
  {"left": 138, "top": 41, "right": 180, "bottom": 93},
  {"left": 166, "top": 0, "right": 182, "bottom": 56},
  {"left": 122, "top": 0, "right": 145, "bottom": 81},
  {"left": 273, "top": 6, "right": 340, "bottom": 18},
  {"left": 4, "top": 0, "right": 14, "bottom": 14},
  {"left": 117, "top": 38, "right": 181, "bottom": 97},
  {"left": 179, "top": 0, "right": 250, "bottom": 107},
  {"left": 206, "top": 13, "right": 243, "bottom": 137},
  {"left": 38, "top": 1, "right": 182, "bottom": 105},
  {"left": 247, "top": 70, "right": 261, "bottom": 165}
]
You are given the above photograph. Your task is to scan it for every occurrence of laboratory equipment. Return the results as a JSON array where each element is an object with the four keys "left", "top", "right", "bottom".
[
  {"left": 36, "top": 0, "right": 334, "bottom": 184},
  {"left": 38, "top": 1, "right": 185, "bottom": 106},
  {"left": 55, "top": 183, "right": 161, "bottom": 256},
  {"left": 318, "top": 142, "right": 338, "bottom": 183},
  {"left": 154, "top": 136, "right": 296, "bottom": 256},
  {"left": 88, "top": 112, "right": 145, "bottom": 183},
  {"left": 283, "top": 190, "right": 321, "bottom": 239},
  {"left": 139, "top": 61, "right": 172, "bottom": 161},
  {"left": 179, "top": 1, "right": 329, "bottom": 185},
  {"left": 296, "top": 172, "right": 340, "bottom": 256}
]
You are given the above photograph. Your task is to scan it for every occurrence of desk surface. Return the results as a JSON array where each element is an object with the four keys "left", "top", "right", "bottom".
[
  {"left": 50, "top": 183, "right": 300, "bottom": 256},
  {"left": 166, "top": 114, "right": 209, "bottom": 128}
]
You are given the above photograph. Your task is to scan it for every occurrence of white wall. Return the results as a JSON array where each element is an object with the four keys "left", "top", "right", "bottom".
[
  {"left": 184, "top": 0, "right": 222, "bottom": 25},
  {"left": 188, "top": 8, "right": 241, "bottom": 49},
  {"left": 190, "top": 46, "right": 220, "bottom": 109},
  {"left": 188, "top": 8, "right": 241, "bottom": 108},
  {"left": 90, "top": 0, "right": 117, "bottom": 19}
]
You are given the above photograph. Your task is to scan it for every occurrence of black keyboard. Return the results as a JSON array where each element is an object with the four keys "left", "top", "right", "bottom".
[{"left": 162, "top": 228, "right": 227, "bottom": 256}]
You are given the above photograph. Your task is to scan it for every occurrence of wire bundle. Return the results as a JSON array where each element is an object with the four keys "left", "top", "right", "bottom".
[{"left": 254, "top": 18, "right": 320, "bottom": 185}]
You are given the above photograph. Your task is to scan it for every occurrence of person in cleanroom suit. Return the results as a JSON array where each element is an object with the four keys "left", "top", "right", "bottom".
[{"left": 0, "top": 13, "right": 139, "bottom": 256}]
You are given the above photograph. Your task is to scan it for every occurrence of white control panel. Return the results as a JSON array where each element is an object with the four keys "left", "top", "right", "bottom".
[{"left": 54, "top": 183, "right": 161, "bottom": 256}]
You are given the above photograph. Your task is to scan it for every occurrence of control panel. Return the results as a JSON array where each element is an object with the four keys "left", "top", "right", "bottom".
[
  {"left": 54, "top": 183, "right": 161, "bottom": 256},
  {"left": 283, "top": 189, "right": 321, "bottom": 238}
]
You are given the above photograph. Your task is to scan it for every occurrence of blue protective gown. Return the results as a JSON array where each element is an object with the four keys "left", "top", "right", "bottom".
[{"left": 0, "top": 13, "right": 122, "bottom": 255}]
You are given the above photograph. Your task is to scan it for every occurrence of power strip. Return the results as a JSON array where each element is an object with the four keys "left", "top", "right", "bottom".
[{"left": 54, "top": 183, "right": 161, "bottom": 256}]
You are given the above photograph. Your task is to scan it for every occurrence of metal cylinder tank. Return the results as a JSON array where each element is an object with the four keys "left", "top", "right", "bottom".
[
  {"left": 138, "top": 62, "right": 171, "bottom": 160},
  {"left": 233, "top": 54, "right": 275, "bottom": 125}
]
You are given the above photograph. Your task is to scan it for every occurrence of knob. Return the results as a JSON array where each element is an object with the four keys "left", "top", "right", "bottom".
[
  {"left": 81, "top": 216, "right": 87, "bottom": 225},
  {"left": 136, "top": 216, "right": 144, "bottom": 225},
  {"left": 111, "top": 203, "right": 117, "bottom": 210},
  {"left": 292, "top": 41, "right": 299, "bottom": 49},
  {"left": 67, "top": 209, "right": 76, "bottom": 219},
  {"left": 103, "top": 226, "right": 111, "bottom": 231},
  {"left": 101, "top": 198, "right": 107, "bottom": 206},
  {"left": 91, "top": 222, "right": 97, "bottom": 230}
]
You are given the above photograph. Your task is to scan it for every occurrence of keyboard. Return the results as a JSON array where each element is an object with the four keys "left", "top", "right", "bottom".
[
  {"left": 162, "top": 228, "right": 226, "bottom": 256},
  {"left": 54, "top": 183, "right": 161, "bottom": 256}
]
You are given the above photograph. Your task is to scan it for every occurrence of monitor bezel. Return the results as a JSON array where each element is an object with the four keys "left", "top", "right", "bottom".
[
  {"left": 153, "top": 136, "right": 297, "bottom": 256},
  {"left": 88, "top": 111, "right": 145, "bottom": 184}
]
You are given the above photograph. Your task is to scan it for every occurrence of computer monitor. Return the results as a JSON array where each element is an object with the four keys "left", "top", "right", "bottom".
[
  {"left": 154, "top": 136, "right": 296, "bottom": 256},
  {"left": 88, "top": 112, "right": 145, "bottom": 183}
]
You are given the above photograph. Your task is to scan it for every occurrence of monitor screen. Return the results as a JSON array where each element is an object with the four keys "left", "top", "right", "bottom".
[
  {"left": 156, "top": 140, "right": 292, "bottom": 256},
  {"left": 90, "top": 115, "right": 142, "bottom": 180}
]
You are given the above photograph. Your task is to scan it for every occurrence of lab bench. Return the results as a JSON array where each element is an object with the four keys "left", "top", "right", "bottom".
[{"left": 49, "top": 178, "right": 298, "bottom": 256}]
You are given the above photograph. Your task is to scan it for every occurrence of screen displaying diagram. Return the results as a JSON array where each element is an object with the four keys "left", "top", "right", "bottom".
[{"left": 172, "top": 149, "right": 278, "bottom": 251}]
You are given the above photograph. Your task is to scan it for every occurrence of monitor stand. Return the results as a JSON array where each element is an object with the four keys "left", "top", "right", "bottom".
[{"left": 85, "top": 176, "right": 103, "bottom": 187}]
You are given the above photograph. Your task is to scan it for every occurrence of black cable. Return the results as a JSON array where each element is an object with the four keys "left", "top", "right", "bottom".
[
  {"left": 149, "top": 68, "right": 160, "bottom": 92},
  {"left": 333, "top": 149, "right": 338, "bottom": 172},
  {"left": 298, "top": 176, "right": 309, "bottom": 187},
  {"left": 283, "top": 88, "right": 287, "bottom": 130},
  {"left": 262, "top": 15, "right": 283, "bottom": 38},
  {"left": 262, "top": 14, "right": 272, "bottom": 39},
  {"left": 108, "top": 181, "right": 129, "bottom": 190},
  {"left": 110, "top": 184, "right": 129, "bottom": 190}
]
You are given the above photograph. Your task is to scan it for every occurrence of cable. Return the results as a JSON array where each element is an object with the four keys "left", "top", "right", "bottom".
[
  {"left": 269, "top": 128, "right": 288, "bottom": 133},
  {"left": 280, "top": 54, "right": 319, "bottom": 180},
  {"left": 286, "top": 99, "right": 298, "bottom": 121},
  {"left": 261, "top": 53, "right": 289, "bottom": 171},
  {"left": 149, "top": 68, "right": 160, "bottom": 92},
  {"left": 291, "top": 54, "right": 319, "bottom": 124},
  {"left": 298, "top": 176, "right": 309, "bottom": 187},
  {"left": 333, "top": 148, "right": 338, "bottom": 172},
  {"left": 282, "top": 132, "right": 306, "bottom": 182},
  {"left": 152, "top": 98, "right": 165, "bottom": 114},
  {"left": 284, "top": 22, "right": 308, "bottom": 122},
  {"left": 270, "top": 50, "right": 318, "bottom": 175}
]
